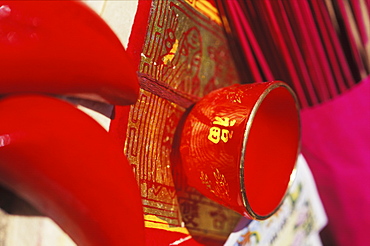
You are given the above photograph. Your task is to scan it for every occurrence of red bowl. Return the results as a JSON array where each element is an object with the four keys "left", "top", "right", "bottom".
[{"left": 180, "top": 81, "right": 300, "bottom": 220}]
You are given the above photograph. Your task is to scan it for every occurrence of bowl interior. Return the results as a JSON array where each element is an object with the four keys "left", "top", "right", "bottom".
[{"left": 242, "top": 85, "right": 300, "bottom": 218}]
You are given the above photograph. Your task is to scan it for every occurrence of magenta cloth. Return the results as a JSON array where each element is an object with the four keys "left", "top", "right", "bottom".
[{"left": 301, "top": 76, "right": 370, "bottom": 246}]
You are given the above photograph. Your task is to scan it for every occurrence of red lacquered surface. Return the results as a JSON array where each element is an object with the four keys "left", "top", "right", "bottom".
[
  {"left": 0, "top": 0, "right": 139, "bottom": 105},
  {"left": 180, "top": 82, "right": 300, "bottom": 220},
  {"left": 0, "top": 95, "right": 145, "bottom": 246}
]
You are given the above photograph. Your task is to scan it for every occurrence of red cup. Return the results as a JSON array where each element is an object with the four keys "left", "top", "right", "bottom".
[{"left": 180, "top": 81, "right": 300, "bottom": 220}]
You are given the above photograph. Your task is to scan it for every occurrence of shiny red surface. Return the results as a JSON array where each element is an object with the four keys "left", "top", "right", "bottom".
[
  {"left": 180, "top": 82, "right": 300, "bottom": 219},
  {"left": 0, "top": 95, "right": 145, "bottom": 246},
  {"left": 0, "top": 0, "right": 139, "bottom": 105},
  {"left": 243, "top": 86, "right": 300, "bottom": 217}
]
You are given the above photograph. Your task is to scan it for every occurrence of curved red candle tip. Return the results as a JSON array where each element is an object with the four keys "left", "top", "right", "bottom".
[
  {"left": 0, "top": 0, "right": 139, "bottom": 105},
  {"left": 0, "top": 95, "right": 145, "bottom": 246}
]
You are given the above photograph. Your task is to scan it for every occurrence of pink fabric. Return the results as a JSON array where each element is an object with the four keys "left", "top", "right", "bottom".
[{"left": 301, "top": 76, "right": 370, "bottom": 246}]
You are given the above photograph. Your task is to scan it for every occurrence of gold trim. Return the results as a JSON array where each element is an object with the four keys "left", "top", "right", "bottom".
[
  {"left": 184, "top": 0, "right": 222, "bottom": 25},
  {"left": 144, "top": 215, "right": 190, "bottom": 234},
  {"left": 239, "top": 82, "right": 301, "bottom": 220}
]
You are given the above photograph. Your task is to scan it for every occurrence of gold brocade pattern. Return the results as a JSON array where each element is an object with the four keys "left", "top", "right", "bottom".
[
  {"left": 126, "top": 90, "right": 184, "bottom": 226},
  {"left": 139, "top": 0, "right": 238, "bottom": 97},
  {"left": 125, "top": 0, "right": 240, "bottom": 242}
]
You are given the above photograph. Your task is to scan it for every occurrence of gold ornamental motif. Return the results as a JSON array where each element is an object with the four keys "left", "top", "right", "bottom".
[{"left": 125, "top": 0, "right": 240, "bottom": 242}]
